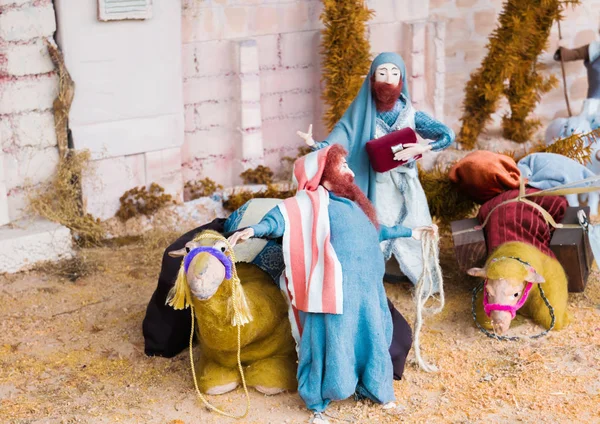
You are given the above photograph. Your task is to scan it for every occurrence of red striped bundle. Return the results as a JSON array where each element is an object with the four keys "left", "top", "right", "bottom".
[{"left": 478, "top": 188, "right": 567, "bottom": 258}]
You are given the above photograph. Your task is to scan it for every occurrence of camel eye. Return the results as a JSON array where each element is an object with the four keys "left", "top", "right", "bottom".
[
  {"left": 220, "top": 246, "right": 226, "bottom": 253},
  {"left": 513, "top": 292, "right": 519, "bottom": 298},
  {"left": 185, "top": 246, "right": 191, "bottom": 253}
]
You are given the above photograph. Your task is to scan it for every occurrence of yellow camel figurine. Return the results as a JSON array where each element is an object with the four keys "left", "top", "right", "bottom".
[{"left": 167, "top": 230, "right": 297, "bottom": 396}]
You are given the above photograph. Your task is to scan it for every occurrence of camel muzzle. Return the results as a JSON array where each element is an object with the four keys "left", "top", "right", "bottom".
[{"left": 184, "top": 247, "right": 233, "bottom": 300}]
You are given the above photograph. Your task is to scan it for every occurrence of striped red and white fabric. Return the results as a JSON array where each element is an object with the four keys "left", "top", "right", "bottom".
[
  {"left": 279, "top": 274, "right": 303, "bottom": 350},
  {"left": 278, "top": 146, "right": 344, "bottom": 315}
]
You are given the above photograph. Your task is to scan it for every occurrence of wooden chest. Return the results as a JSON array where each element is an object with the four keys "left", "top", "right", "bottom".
[
  {"left": 550, "top": 207, "right": 594, "bottom": 292},
  {"left": 450, "top": 218, "right": 487, "bottom": 273},
  {"left": 451, "top": 207, "right": 593, "bottom": 292}
]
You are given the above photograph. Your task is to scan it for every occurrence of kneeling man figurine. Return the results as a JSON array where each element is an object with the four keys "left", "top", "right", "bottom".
[{"left": 229, "top": 145, "right": 435, "bottom": 423}]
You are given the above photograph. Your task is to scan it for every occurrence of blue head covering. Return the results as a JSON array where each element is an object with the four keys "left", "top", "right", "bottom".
[{"left": 324, "top": 52, "right": 409, "bottom": 204}]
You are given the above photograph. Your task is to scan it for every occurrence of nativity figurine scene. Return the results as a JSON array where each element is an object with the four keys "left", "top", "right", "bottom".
[
  {"left": 146, "top": 2, "right": 600, "bottom": 422},
  {"left": 143, "top": 18, "right": 600, "bottom": 424},
  {"left": 4, "top": 0, "right": 600, "bottom": 423}
]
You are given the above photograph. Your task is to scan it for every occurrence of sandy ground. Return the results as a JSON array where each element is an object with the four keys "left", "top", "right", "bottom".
[{"left": 1, "top": 234, "right": 599, "bottom": 424}]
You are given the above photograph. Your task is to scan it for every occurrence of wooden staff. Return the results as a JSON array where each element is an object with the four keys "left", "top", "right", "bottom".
[{"left": 557, "top": 18, "right": 573, "bottom": 117}]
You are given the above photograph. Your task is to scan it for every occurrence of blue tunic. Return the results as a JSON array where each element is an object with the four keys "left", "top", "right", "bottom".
[{"left": 251, "top": 193, "right": 408, "bottom": 412}]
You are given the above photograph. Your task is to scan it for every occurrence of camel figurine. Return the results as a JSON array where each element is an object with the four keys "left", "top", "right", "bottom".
[{"left": 167, "top": 230, "right": 297, "bottom": 395}]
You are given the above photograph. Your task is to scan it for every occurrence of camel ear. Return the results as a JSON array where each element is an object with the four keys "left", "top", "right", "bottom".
[
  {"left": 525, "top": 268, "right": 545, "bottom": 284},
  {"left": 168, "top": 248, "right": 187, "bottom": 258},
  {"left": 467, "top": 267, "right": 487, "bottom": 279}
]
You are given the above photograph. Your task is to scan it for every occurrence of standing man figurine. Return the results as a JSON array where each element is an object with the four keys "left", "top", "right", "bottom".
[
  {"left": 555, "top": 39, "right": 600, "bottom": 129},
  {"left": 297, "top": 52, "right": 455, "bottom": 292}
]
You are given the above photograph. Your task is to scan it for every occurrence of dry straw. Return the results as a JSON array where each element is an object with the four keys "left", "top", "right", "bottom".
[{"left": 27, "top": 150, "right": 105, "bottom": 246}]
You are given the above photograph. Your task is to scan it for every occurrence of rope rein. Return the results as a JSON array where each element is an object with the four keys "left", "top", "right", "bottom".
[
  {"left": 186, "top": 234, "right": 251, "bottom": 419},
  {"left": 471, "top": 280, "right": 556, "bottom": 342},
  {"left": 413, "top": 230, "right": 445, "bottom": 372}
]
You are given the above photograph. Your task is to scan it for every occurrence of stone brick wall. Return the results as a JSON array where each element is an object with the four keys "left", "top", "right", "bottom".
[
  {"left": 181, "top": 0, "right": 323, "bottom": 187},
  {"left": 181, "top": 0, "right": 443, "bottom": 187},
  {"left": 0, "top": 0, "right": 58, "bottom": 224},
  {"left": 183, "top": 0, "right": 600, "bottom": 189},
  {"left": 430, "top": 0, "right": 600, "bottom": 133}
]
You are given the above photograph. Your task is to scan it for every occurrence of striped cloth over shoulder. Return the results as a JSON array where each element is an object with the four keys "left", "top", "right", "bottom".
[{"left": 279, "top": 146, "right": 344, "bottom": 314}]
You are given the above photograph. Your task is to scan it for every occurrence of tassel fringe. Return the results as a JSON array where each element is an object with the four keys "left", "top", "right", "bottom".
[
  {"left": 229, "top": 277, "right": 253, "bottom": 327},
  {"left": 167, "top": 264, "right": 192, "bottom": 310}
]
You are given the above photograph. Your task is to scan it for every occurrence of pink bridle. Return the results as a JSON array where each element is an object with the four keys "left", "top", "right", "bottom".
[
  {"left": 483, "top": 280, "right": 533, "bottom": 319},
  {"left": 481, "top": 256, "right": 537, "bottom": 319}
]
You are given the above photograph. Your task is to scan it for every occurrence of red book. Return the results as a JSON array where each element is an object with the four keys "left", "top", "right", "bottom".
[{"left": 365, "top": 127, "right": 421, "bottom": 173}]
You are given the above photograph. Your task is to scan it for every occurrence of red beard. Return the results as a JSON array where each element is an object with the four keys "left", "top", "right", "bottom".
[
  {"left": 321, "top": 145, "right": 379, "bottom": 228},
  {"left": 371, "top": 76, "right": 403, "bottom": 112}
]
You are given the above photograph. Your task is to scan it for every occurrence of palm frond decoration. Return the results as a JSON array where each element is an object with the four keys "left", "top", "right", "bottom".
[
  {"left": 458, "top": 0, "right": 580, "bottom": 148},
  {"left": 320, "top": 0, "right": 374, "bottom": 132},
  {"left": 542, "top": 128, "right": 599, "bottom": 165}
]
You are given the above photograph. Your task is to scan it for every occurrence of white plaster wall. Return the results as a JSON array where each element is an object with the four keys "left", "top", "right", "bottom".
[
  {"left": 0, "top": 152, "right": 9, "bottom": 226},
  {"left": 55, "top": 0, "right": 184, "bottom": 158},
  {"left": 54, "top": 0, "right": 185, "bottom": 220},
  {"left": 182, "top": 0, "right": 600, "bottom": 188},
  {"left": 5, "top": 0, "right": 596, "bottom": 225},
  {"left": 0, "top": 219, "right": 74, "bottom": 274}
]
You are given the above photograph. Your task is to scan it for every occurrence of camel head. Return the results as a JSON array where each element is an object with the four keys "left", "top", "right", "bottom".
[
  {"left": 468, "top": 256, "right": 544, "bottom": 335},
  {"left": 168, "top": 230, "right": 234, "bottom": 301}
]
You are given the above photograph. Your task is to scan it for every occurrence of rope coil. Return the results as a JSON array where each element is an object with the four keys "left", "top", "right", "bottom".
[{"left": 413, "top": 230, "right": 445, "bottom": 372}]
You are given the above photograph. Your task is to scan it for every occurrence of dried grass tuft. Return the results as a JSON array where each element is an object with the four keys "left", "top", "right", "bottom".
[
  {"left": 222, "top": 184, "right": 296, "bottom": 212},
  {"left": 36, "top": 252, "right": 99, "bottom": 283},
  {"left": 137, "top": 226, "right": 180, "bottom": 270},
  {"left": 418, "top": 163, "right": 479, "bottom": 230},
  {"left": 240, "top": 165, "right": 274, "bottom": 185},
  {"left": 115, "top": 183, "right": 175, "bottom": 222},
  {"left": 27, "top": 150, "right": 105, "bottom": 246},
  {"left": 541, "top": 129, "right": 596, "bottom": 165},
  {"left": 499, "top": 129, "right": 597, "bottom": 165},
  {"left": 184, "top": 178, "right": 223, "bottom": 201}
]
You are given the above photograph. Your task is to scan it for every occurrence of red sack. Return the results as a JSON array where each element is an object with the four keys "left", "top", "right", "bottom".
[
  {"left": 448, "top": 150, "right": 521, "bottom": 204},
  {"left": 365, "top": 127, "right": 420, "bottom": 173}
]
